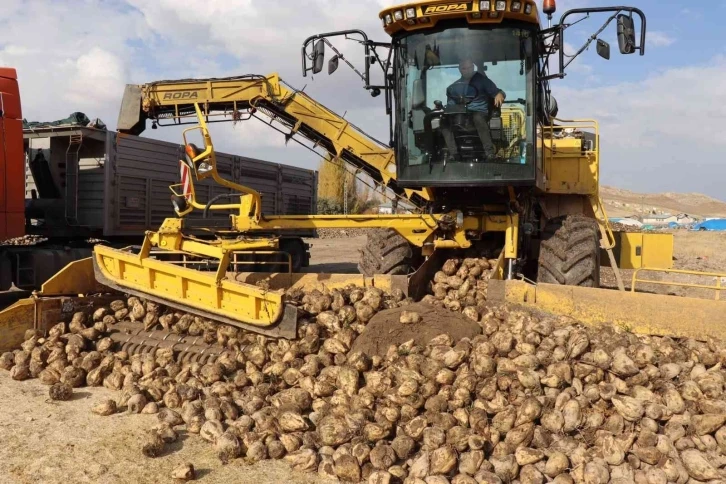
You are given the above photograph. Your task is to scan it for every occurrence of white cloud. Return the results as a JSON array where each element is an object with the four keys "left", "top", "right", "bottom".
[
  {"left": 648, "top": 31, "right": 676, "bottom": 48},
  {"left": 555, "top": 56, "right": 726, "bottom": 195},
  {"left": 0, "top": 0, "right": 723, "bottom": 199},
  {"left": 0, "top": 1, "right": 150, "bottom": 123},
  {"left": 66, "top": 48, "right": 127, "bottom": 107}
]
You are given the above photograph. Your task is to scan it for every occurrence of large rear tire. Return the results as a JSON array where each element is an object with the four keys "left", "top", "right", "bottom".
[
  {"left": 538, "top": 215, "right": 600, "bottom": 287},
  {"left": 358, "top": 229, "right": 419, "bottom": 277}
]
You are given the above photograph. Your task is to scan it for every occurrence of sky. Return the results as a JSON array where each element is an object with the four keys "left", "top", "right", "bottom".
[{"left": 1, "top": 0, "right": 724, "bottom": 199}]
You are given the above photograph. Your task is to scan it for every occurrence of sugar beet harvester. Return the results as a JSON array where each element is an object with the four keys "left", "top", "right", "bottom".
[{"left": 4, "top": 0, "right": 725, "bottom": 346}]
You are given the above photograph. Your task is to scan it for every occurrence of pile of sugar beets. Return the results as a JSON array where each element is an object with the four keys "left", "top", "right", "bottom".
[{"left": 3, "top": 256, "right": 726, "bottom": 483}]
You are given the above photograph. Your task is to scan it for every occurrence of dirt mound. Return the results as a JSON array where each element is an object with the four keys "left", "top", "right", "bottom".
[{"left": 349, "top": 302, "right": 481, "bottom": 357}]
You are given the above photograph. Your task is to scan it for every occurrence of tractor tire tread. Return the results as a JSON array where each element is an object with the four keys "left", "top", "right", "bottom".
[
  {"left": 538, "top": 215, "right": 600, "bottom": 288},
  {"left": 358, "top": 229, "right": 418, "bottom": 276}
]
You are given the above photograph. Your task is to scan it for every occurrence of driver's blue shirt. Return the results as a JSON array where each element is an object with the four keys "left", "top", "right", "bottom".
[{"left": 446, "top": 72, "right": 503, "bottom": 114}]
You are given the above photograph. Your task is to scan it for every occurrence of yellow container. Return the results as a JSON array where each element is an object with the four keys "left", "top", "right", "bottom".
[{"left": 604, "top": 232, "right": 674, "bottom": 270}]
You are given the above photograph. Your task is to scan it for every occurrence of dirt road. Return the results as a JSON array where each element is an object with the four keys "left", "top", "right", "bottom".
[{"left": 302, "top": 235, "right": 365, "bottom": 274}]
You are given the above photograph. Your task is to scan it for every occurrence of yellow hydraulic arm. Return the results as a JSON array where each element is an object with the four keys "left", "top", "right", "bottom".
[
  {"left": 104, "top": 74, "right": 519, "bottom": 336},
  {"left": 118, "top": 73, "right": 432, "bottom": 204}
]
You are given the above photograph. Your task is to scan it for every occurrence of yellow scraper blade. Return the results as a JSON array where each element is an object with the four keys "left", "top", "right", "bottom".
[
  {"left": 92, "top": 245, "right": 297, "bottom": 338},
  {"left": 489, "top": 279, "right": 726, "bottom": 341}
]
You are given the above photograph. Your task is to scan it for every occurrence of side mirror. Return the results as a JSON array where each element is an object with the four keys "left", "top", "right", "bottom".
[
  {"left": 596, "top": 39, "right": 610, "bottom": 60},
  {"left": 412, "top": 80, "right": 425, "bottom": 109},
  {"left": 312, "top": 39, "right": 325, "bottom": 74},
  {"left": 328, "top": 55, "right": 339, "bottom": 75},
  {"left": 617, "top": 14, "right": 636, "bottom": 54}
]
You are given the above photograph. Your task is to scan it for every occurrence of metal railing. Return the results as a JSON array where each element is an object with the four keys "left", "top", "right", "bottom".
[
  {"left": 148, "top": 249, "right": 292, "bottom": 274},
  {"left": 631, "top": 268, "right": 726, "bottom": 301},
  {"left": 231, "top": 251, "right": 292, "bottom": 274},
  {"left": 542, "top": 117, "right": 599, "bottom": 158}
]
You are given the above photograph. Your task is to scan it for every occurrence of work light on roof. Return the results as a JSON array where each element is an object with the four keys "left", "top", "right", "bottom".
[
  {"left": 405, "top": 7, "right": 416, "bottom": 18},
  {"left": 524, "top": 3, "right": 532, "bottom": 14},
  {"left": 511, "top": 0, "right": 521, "bottom": 12},
  {"left": 480, "top": 1, "right": 491, "bottom": 11},
  {"left": 385, "top": 14, "right": 393, "bottom": 25},
  {"left": 393, "top": 10, "right": 404, "bottom": 21},
  {"left": 495, "top": 1, "right": 506, "bottom": 11}
]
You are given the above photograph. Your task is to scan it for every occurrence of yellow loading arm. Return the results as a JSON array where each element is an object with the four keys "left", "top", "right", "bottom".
[
  {"left": 118, "top": 74, "right": 432, "bottom": 205},
  {"left": 118, "top": 76, "right": 517, "bottom": 255},
  {"left": 101, "top": 74, "right": 523, "bottom": 335}
]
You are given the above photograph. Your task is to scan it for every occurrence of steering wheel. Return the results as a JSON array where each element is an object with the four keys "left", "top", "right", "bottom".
[{"left": 448, "top": 81, "right": 480, "bottom": 106}]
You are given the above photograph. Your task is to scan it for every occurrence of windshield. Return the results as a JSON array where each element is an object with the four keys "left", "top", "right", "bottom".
[{"left": 395, "top": 25, "right": 536, "bottom": 186}]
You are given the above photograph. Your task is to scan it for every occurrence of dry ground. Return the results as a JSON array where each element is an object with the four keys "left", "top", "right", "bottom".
[
  {"left": 601, "top": 185, "right": 726, "bottom": 218},
  {"left": 601, "top": 231, "right": 726, "bottom": 299},
  {"left": 0, "top": 372, "right": 335, "bottom": 484},
  {"left": 302, "top": 235, "right": 365, "bottom": 274},
  {"left": 0, "top": 230, "right": 723, "bottom": 483},
  {"left": 0, "top": 235, "right": 367, "bottom": 484}
]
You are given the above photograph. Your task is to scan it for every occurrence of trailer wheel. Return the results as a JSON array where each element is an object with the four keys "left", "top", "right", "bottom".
[
  {"left": 282, "top": 239, "right": 308, "bottom": 273},
  {"left": 358, "top": 229, "right": 420, "bottom": 277},
  {"left": 538, "top": 215, "right": 600, "bottom": 287}
]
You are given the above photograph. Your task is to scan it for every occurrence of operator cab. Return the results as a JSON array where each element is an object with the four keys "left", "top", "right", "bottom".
[
  {"left": 396, "top": 22, "right": 535, "bottom": 187},
  {"left": 301, "top": 0, "right": 645, "bottom": 193}
]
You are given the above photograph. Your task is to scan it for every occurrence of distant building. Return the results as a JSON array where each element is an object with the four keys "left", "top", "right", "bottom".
[
  {"left": 674, "top": 213, "right": 697, "bottom": 225},
  {"left": 641, "top": 214, "right": 677, "bottom": 225},
  {"left": 609, "top": 217, "right": 642, "bottom": 227},
  {"left": 639, "top": 213, "right": 697, "bottom": 227}
]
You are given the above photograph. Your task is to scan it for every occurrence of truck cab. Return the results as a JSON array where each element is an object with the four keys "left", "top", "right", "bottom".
[{"left": 0, "top": 68, "right": 24, "bottom": 240}]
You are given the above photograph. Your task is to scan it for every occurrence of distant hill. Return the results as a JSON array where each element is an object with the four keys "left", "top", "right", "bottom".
[{"left": 601, "top": 186, "right": 726, "bottom": 219}]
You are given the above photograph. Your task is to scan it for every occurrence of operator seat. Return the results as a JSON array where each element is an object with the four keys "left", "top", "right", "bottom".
[{"left": 446, "top": 101, "right": 504, "bottom": 160}]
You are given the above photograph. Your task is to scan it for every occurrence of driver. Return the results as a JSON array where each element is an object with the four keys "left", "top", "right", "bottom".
[{"left": 441, "top": 58, "right": 505, "bottom": 160}]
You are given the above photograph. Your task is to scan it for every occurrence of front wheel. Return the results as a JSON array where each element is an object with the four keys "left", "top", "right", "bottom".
[
  {"left": 358, "top": 229, "right": 420, "bottom": 277},
  {"left": 537, "top": 215, "right": 600, "bottom": 287}
]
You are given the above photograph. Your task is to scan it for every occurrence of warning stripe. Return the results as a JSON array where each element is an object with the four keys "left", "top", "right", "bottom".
[{"left": 179, "top": 159, "right": 192, "bottom": 200}]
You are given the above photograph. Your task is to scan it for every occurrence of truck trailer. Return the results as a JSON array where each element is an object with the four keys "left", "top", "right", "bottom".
[{"left": 0, "top": 71, "right": 316, "bottom": 302}]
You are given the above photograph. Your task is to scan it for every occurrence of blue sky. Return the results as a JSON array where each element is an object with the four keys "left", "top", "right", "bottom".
[
  {"left": 1, "top": 0, "right": 724, "bottom": 199},
  {"left": 561, "top": 1, "right": 718, "bottom": 84},
  {"left": 545, "top": 0, "right": 726, "bottom": 198}
]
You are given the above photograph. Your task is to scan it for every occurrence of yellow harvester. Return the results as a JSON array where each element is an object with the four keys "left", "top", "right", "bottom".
[{"left": 2, "top": 0, "right": 725, "bottom": 349}]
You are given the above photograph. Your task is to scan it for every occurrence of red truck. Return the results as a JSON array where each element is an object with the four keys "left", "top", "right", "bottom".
[{"left": 0, "top": 67, "right": 24, "bottom": 240}]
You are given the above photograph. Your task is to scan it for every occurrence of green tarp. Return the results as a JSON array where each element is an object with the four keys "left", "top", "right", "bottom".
[{"left": 23, "top": 112, "right": 106, "bottom": 130}]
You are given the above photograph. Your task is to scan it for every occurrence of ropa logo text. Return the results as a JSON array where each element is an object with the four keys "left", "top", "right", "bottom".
[
  {"left": 423, "top": 3, "right": 470, "bottom": 14},
  {"left": 163, "top": 92, "right": 199, "bottom": 100}
]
